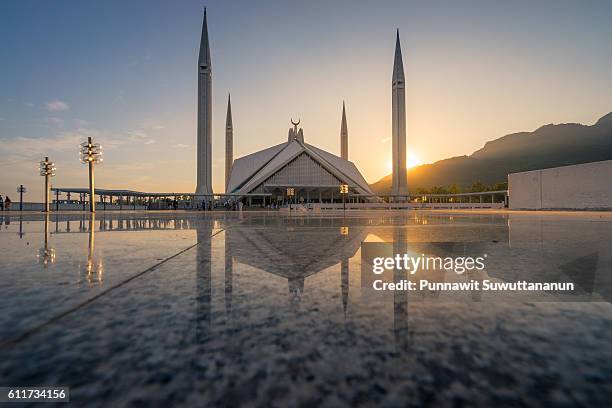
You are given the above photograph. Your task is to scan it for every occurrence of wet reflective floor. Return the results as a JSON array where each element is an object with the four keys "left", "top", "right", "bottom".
[{"left": 0, "top": 210, "right": 611, "bottom": 407}]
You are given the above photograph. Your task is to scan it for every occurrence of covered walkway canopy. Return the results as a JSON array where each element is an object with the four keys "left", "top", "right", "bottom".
[
  {"left": 51, "top": 187, "right": 269, "bottom": 198},
  {"left": 49, "top": 187, "right": 272, "bottom": 210}
]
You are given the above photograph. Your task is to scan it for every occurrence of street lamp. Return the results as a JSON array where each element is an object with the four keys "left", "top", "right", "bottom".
[
  {"left": 286, "top": 187, "right": 295, "bottom": 215},
  {"left": 39, "top": 157, "right": 56, "bottom": 213},
  {"left": 17, "top": 185, "right": 27, "bottom": 212},
  {"left": 80, "top": 136, "right": 103, "bottom": 213},
  {"left": 340, "top": 184, "right": 349, "bottom": 212}
]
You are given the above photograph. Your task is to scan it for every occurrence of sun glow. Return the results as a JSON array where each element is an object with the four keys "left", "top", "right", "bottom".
[
  {"left": 386, "top": 153, "right": 423, "bottom": 173},
  {"left": 407, "top": 152, "right": 422, "bottom": 168}
]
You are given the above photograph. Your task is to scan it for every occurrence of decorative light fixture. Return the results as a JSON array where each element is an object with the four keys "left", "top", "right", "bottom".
[
  {"left": 339, "top": 184, "right": 349, "bottom": 212},
  {"left": 286, "top": 187, "right": 295, "bottom": 215},
  {"left": 39, "top": 157, "right": 56, "bottom": 213},
  {"left": 80, "top": 136, "right": 103, "bottom": 213}
]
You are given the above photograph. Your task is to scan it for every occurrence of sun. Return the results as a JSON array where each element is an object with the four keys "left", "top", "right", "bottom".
[
  {"left": 407, "top": 152, "right": 422, "bottom": 168},
  {"left": 386, "top": 153, "right": 422, "bottom": 173}
]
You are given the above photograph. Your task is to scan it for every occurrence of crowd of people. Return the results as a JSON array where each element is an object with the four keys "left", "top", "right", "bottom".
[
  {"left": 0, "top": 195, "right": 12, "bottom": 211},
  {"left": 0, "top": 194, "right": 289, "bottom": 212}
]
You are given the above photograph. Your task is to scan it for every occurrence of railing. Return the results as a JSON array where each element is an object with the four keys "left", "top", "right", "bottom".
[{"left": 308, "top": 202, "right": 505, "bottom": 211}]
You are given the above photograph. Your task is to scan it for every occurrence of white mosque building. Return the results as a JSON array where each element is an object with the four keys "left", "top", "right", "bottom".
[
  {"left": 195, "top": 9, "right": 408, "bottom": 205},
  {"left": 225, "top": 118, "right": 374, "bottom": 204}
]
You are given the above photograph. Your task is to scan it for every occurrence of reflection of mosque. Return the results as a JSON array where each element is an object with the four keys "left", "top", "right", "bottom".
[
  {"left": 32, "top": 212, "right": 611, "bottom": 302},
  {"left": 226, "top": 221, "right": 366, "bottom": 301},
  {"left": 194, "top": 216, "right": 366, "bottom": 321},
  {"left": 26, "top": 212, "right": 611, "bottom": 345},
  {"left": 192, "top": 216, "right": 367, "bottom": 342}
]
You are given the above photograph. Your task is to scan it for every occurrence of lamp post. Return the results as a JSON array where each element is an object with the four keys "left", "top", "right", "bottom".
[
  {"left": 39, "top": 157, "right": 56, "bottom": 213},
  {"left": 340, "top": 184, "right": 349, "bottom": 213},
  {"left": 17, "top": 185, "right": 26, "bottom": 211},
  {"left": 287, "top": 187, "right": 295, "bottom": 215},
  {"left": 80, "top": 137, "right": 103, "bottom": 213}
]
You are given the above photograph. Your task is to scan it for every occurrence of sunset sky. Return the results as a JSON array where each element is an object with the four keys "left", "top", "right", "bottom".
[{"left": 1, "top": 0, "right": 612, "bottom": 198}]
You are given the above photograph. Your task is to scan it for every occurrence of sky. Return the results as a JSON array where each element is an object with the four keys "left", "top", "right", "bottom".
[{"left": 1, "top": 0, "right": 612, "bottom": 199}]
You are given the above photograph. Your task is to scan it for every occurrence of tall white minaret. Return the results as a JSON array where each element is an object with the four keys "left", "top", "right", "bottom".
[
  {"left": 225, "top": 93, "right": 233, "bottom": 191},
  {"left": 391, "top": 29, "right": 408, "bottom": 198},
  {"left": 340, "top": 101, "right": 348, "bottom": 160},
  {"left": 196, "top": 8, "right": 213, "bottom": 197}
]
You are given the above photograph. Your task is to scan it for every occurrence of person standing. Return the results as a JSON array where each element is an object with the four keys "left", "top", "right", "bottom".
[
  {"left": 0, "top": 195, "right": 4, "bottom": 211},
  {"left": 5, "top": 196, "right": 11, "bottom": 211}
]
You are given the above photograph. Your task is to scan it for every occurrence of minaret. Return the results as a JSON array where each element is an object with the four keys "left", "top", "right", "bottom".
[
  {"left": 225, "top": 93, "right": 233, "bottom": 191},
  {"left": 391, "top": 29, "right": 408, "bottom": 199},
  {"left": 340, "top": 101, "right": 348, "bottom": 160},
  {"left": 196, "top": 8, "right": 213, "bottom": 197}
]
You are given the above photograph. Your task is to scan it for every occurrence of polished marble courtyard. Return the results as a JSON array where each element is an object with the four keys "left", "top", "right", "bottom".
[{"left": 0, "top": 210, "right": 611, "bottom": 407}]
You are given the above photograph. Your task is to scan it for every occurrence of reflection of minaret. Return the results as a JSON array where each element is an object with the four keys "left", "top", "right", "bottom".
[
  {"left": 391, "top": 30, "right": 408, "bottom": 199},
  {"left": 341, "top": 259, "right": 349, "bottom": 316},
  {"left": 225, "top": 93, "right": 233, "bottom": 191},
  {"left": 288, "top": 277, "right": 304, "bottom": 301},
  {"left": 195, "top": 8, "right": 213, "bottom": 197},
  {"left": 340, "top": 101, "right": 348, "bottom": 160},
  {"left": 195, "top": 220, "right": 213, "bottom": 341},
  {"left": 393, "top": 227, "right": 409, "bottom": 350},
  {"left": 224, "top": 228, "right": 233, "bottom": 314},
  {"left": 469, "top": 269, "right": 485, "bottom": 302}
]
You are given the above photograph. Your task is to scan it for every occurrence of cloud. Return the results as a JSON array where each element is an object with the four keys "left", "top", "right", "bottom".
[
  {"left": 174, "top": 143, "right": 189, "bottom": 148},
  {"left": 127, "top": 130, "right": 148, "bottom": 139},
  {"left": 48, "top": 117, "right": 64, "bottom": 125},
  {"left": 0, "top": 127, "right": 126, "bottom": 162},
  {"left": 151, "top": 125, "right": 164, "bottom": 130},
  {"left": 105, "top": 161, "right": 155, "bottom": 173},
  {"left": 45, "top": 100, "right": 70, "bottom": 112},
  {"left": 126, "top": 129, "right": 157, "bottom": 145},
  {"left": 0, "top": 133, "right": 82, "bottom": 160},
  {"left": 380, "top": 137, "right": 391, "bottom": 143},
  {"left": 25, "top": 102, "right": 35, "bottom": 108},
  {"left": 0, "top": 117, "right": 4, "bottom": 121},
  {"left": 72, "top": 118, "right": 89, "bottom": 126}
]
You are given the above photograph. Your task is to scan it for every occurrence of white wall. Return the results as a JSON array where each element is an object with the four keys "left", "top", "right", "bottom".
[{"left": 509, "top": 160, "right": 612, "bottom": 210}]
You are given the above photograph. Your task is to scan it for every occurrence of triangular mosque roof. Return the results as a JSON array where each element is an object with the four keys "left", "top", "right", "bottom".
[
  {"left": 304, "top": 143, "right": 372, "bottom": 194},
  {"left": 226, "top": 142, "right": 287, "bottom": 193},
  {"left": 226, "top": 138, "right": 373, "bottom": 196}
]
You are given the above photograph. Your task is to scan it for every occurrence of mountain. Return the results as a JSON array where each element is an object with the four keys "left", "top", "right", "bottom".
[{"left": 370, "top": 112, "right": 612, "bottom": 194}]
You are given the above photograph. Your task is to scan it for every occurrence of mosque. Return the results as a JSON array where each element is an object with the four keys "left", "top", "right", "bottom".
[{"left": 195, "top": 9, "right": 408, "bottom": 204}]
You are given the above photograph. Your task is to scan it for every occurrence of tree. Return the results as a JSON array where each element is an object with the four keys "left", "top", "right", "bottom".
[
  {"left": 493, "top": 181, "right": 508, "bottom": 191},
  {"left": 469, "top": 181, "right": 487, "bottom": 193},
  {"left": 448, "top": 184, "right": 461, "bottom": 194}
]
